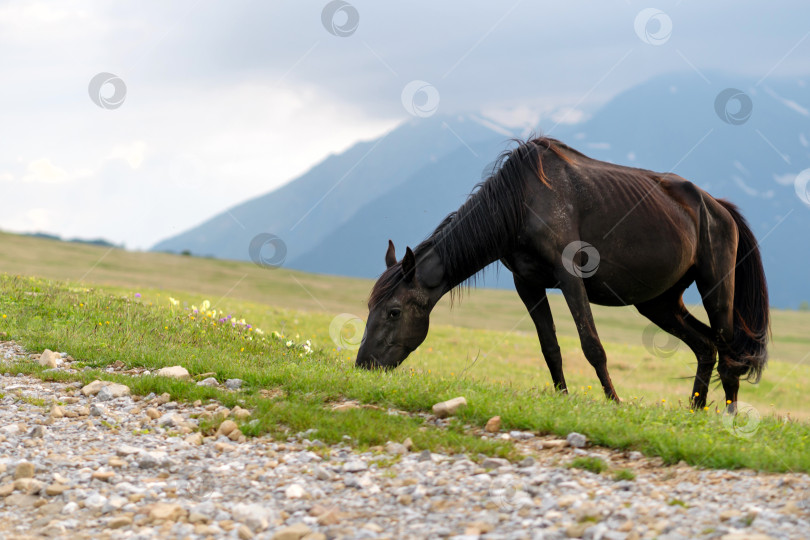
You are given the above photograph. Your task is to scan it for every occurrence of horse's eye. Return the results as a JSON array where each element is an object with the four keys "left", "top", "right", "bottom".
[{"left": 388, "top": 308, "right": 401, "bottom": 320}]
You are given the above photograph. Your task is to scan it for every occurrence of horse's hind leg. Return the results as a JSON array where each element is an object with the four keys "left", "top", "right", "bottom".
[
  {"left": 557, "top": 275, "right": 620, "bottom": 401},
  {"left": 635, "top": 289, "right": 718, "bottom": 409},
  {"left": 513, "top": 276, "right": 567, "bottom": 392},
  {"left": 696, "top": 252, "right": 740, "bottom": 410}
]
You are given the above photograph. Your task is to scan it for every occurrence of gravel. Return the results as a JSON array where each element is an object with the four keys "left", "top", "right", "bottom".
[{"left": 1, "top": 340, "right": 809, "bottom": 539}]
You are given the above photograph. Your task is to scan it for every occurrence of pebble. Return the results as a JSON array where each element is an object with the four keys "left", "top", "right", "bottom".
[
  {"left": 197, "top": 377, "right": 219, "bottom": 387},
  {"left": 385, "top": 441, "right": 408, "bottom": 455},
  {"left": 566, "top": 431, "right": 588, "bottom": 448},
  {"left": 313, "top": 467, "right": 335, "bottom": 482},
  {"left": 107, "top": 515, "right": 132, "bottom": 529},
  {"left": 285, "top": 483, "right": 307, "bottom": 499},
  {"left": 225, "top": 378, "right": 244, "bottom": 390},
  {"left": 81, "top": 380, "right": 107, "bottom": 396},
  {"left": 272, "top": 523, "right": 312, "bottom": 540},
  {"left": 155, "top": 365, "right": 190, "bottom": 380},
  {"left": 38, "top": 349, "right": 60, "bottom": 368},
  {"left": 485, "top": 415, "right": 501, "bottom": 432},
  {"left": 14, "top": 462, "right": 35, "bottom": 479},
  {"left": 418, "top": 450, "right": 433, "bottom": 462},
  {"left": 343, "top": 460, "right": 368, "bottom": 473},
  {"left": 0, "top": 342, "right": 808, "bottom": 540},
  {"left": 231, "top": 406, "right": 251, "bottom": 420},
  {"left": 96, "top": 383, "right": 131, "bottom": 401},
  {"left": 217, "top": 420, "right": 238, "bottom": 437},
  {"left": 432, "top": 396, "right": 468, "bottom": 418}
]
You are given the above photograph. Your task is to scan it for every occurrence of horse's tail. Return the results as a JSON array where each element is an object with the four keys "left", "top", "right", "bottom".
[{"left": 717, "top": 199, "right": 770, "bottom": 382}]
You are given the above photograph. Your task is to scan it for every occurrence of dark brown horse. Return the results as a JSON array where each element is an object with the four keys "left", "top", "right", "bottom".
[{"left": 356, "top": 137, "right": 769, "bottom": 410}]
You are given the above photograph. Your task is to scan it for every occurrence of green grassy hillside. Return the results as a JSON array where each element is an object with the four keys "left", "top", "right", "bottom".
[{"left": 1, "top": 231, "right": 809, "bottom": 421}]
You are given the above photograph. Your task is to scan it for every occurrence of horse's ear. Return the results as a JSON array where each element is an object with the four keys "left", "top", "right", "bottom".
[
  {"left": 385, "top": 240, "right": 396, "bottom": 268},
  {"left": 402, "top": 246, "right": 416, "bottom": 282}
]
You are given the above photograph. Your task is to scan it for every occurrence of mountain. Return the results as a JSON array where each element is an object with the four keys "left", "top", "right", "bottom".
[
  {"left": 151, "top": 115, "right": 505, "bottom": 263},
  {"left": 152, "top": 72, "right": 810, "bottom": 308}
]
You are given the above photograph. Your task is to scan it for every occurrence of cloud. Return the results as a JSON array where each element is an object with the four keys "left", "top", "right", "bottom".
[
  {"left": 108, "top": 141, "right": 147, "bottom": 169},
  {"left": 1, "top": 0, "right": 809, "bottom": 249},
  {"left": 22, "top": 158, "right": 71, "bottom": 184}
]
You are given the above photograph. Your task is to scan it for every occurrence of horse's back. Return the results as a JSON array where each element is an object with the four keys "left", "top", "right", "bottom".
[{"left": 555, "top": 156, "right": 705, "bottom": 304}]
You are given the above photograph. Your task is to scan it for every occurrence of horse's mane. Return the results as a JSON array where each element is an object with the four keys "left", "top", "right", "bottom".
[{"left": 369, "top": 137, "right": 573, "bottom": 308}]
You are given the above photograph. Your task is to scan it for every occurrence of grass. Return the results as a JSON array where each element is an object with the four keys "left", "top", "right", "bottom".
[
  {"left": 568, "top": 456, "right": 608, "bottom": 474},
  {"left": 1, "top": 273, "right": 810, "bottom": 472},
  {"left": 612, "top": 468, "right": 636, "bottom": 481},
  {"left": 2, "top": 231, "right": 809, "bottom": 422}
]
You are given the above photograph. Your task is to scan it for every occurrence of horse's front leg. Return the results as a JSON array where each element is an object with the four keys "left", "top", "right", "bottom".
[
  {"left": 513, "top": 276, "right": 568, "bottom": 393},
  {"left": 558, "top": 273, "right": 620, "bottom": 401}
]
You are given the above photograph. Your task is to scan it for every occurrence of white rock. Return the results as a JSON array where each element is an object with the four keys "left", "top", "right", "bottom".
[
  {"left": 90, "top": 404, "right": 106, "bottom": 417},
  {"left": 158, "top": 413, "right": 184, "bottom": 427},
  {"left": 81, "top": 380, "right": 106, "bottom": 396},
  {"left": 313, "top": 466, "right": 335, "bottom": 481},
  {"left": 1, "top": 424, "right": 20, "bottom": 435},
  {"left": 231, "top": 502, "right": 275, "bottom": 532},
  {"left": 196, "top": 377, "right": 219, "bottom": 387},
  {"left": 482, "top": 457, "right": 510, "bottom": 469},
  {"left": 38, "top": 349, "right": 60, "bottom": 368},
  {"left": 155, "top": 366, "right": 190, "bottom": 380},
  {"left": 137, "top": 451, "right": 165, "bottom": 469},
  {"left": 116, "top": 445, "right": 141, "bottom": 456},
  {"left": 432, "top": 396, "right": 467, "bottom": 418},
  {"left": 96, "top": 386, "right": 114, "bottom": 401},
  {"left": 84, "top": 493, "right": 107, "bottom": 510},
  {"left": 97, "top": 383, "right": 130, "bottom": 400},
  {"left": 107, "top": 495, "right": 128, "bottom": 510},
  {"left": 62, "top": 501, "right": 79, "bottom": 514},
  {"left": 350, "top": 473, "right": 380, "bottom": 494},
  {"left": 285, "top": 483, "right": 306, "bottom": 499},
  {"left": 343, "top": 460, "right": 368, "bottom": 473},
  {"left": 385, "top": 441, "right": 408, "bottom": 455},
  {"left": 566, "top": 432, "right": 587, "bottom": 448},
  {"left": 225, "top": 378, "right": 243, "bottom": 390}
]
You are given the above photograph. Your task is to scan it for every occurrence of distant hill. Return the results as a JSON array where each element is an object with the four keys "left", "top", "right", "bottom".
[
  {"left": 22, "top": 232, "right": 122, "bottom": 249},
  {"left": 152, "top": 72, "right": 810, "bottom": 308}
]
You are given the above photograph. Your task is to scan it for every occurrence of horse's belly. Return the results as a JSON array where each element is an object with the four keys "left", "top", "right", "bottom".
[{"left": 581, "top": 253, "right": 694, "bottom": 306}]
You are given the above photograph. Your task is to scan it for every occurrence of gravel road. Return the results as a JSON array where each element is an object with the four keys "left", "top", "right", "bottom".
[{"left": 1, "top": 340, "right": 808, "bottom": 540}]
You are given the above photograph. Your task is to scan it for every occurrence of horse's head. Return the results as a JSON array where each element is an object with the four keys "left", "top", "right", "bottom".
[{"left": 356, "top": 241, "right": 439, "bottom": 370}]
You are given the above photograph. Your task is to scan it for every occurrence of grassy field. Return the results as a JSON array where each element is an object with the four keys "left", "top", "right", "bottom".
[
  {"left": 2, "top": 231, "right": 808, "bottom": 421},
  {"left": 1, "top": 232, "right": 809, "bottom": 472}
]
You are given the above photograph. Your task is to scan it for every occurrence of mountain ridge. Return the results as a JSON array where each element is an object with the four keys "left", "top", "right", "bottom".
[{"left": 152, "top": 71, "right": 810, "bottom": 308}]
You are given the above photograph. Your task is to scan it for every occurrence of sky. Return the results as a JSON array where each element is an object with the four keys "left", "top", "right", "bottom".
[{"left": 2, "top": 0, "right": 809, "bottom": 249}]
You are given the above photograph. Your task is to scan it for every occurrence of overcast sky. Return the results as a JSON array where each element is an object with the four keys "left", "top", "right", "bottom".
[{"left": 2, "top": 1, "right": 809, "bottom": 249}]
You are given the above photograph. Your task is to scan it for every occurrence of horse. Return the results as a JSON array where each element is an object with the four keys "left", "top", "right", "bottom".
[{"left": 355, "top": 137, "right": 769, "bottom": 410}]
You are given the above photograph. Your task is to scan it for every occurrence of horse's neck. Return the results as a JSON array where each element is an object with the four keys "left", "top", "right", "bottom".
[{"left": 416, "top": 235, "right": 505, "bottom": 307}]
